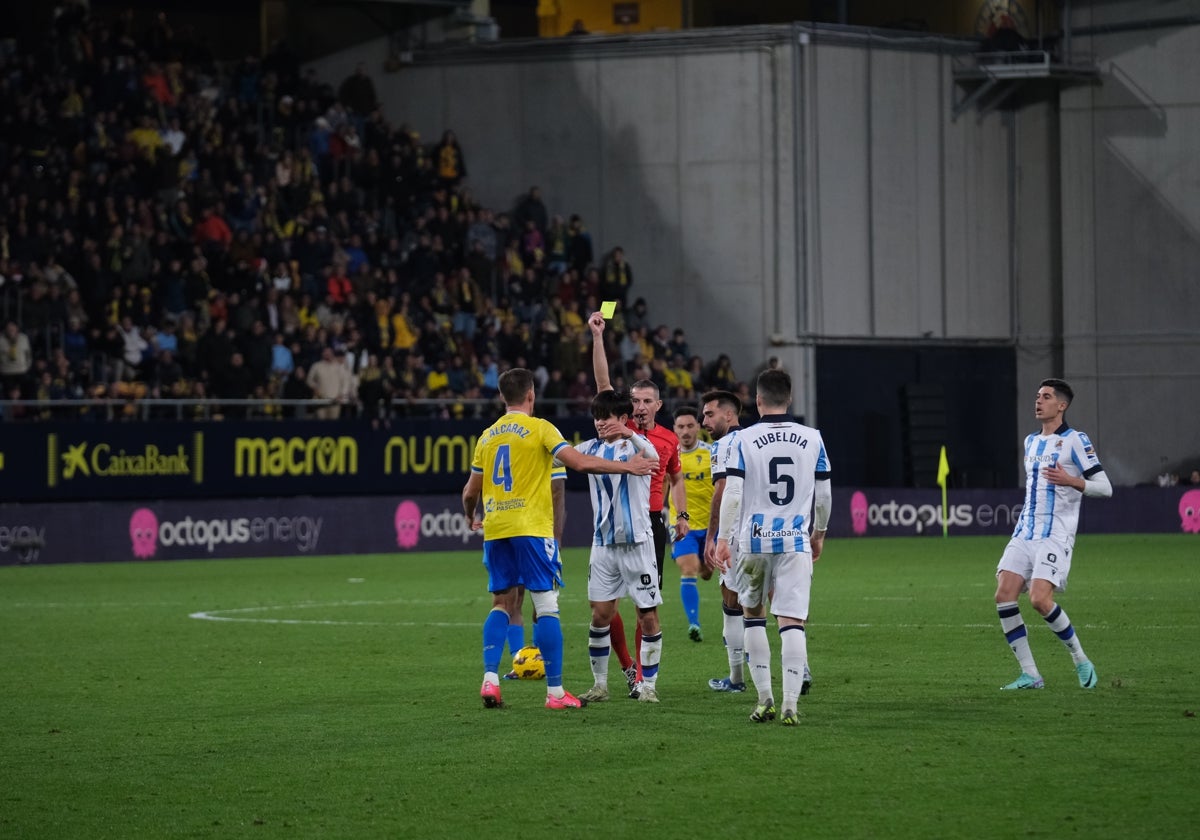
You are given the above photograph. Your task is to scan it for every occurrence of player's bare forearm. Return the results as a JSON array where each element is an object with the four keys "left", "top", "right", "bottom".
[
  {"left": 713, "top": 540, "right": 732, "bottom": 572},
  {"left": 552, "top": 480, "right": 565, "bottom": 544},
  {"left": 462, "top": 473, "right": 484, "bottom": 529},
  {"left": 704, "top": 483, "right": 722, "bottom": 565},
  {"left": 811, "top": 529, "right": 826, "bottom": 563},
  {"left": 669, "top": 472, "right": 686, "bottom": 520},
  {"left": 589, "top": 312, "right": 613, "bottom": 392},
  {"left": 668, "top": 472, "right": 689, "bottom": 539},
  {"left": 559, "top": 447, "right": 654, "bottom": 476}
]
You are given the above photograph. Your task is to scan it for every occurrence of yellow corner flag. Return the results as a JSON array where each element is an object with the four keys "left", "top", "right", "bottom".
[{"left": 936, "top": 445, "right": 950, "bottom": 538}]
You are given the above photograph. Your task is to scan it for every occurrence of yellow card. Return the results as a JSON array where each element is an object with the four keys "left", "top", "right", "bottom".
[{"left": 600, "top": 300, "right": 617, "bottom": 319}]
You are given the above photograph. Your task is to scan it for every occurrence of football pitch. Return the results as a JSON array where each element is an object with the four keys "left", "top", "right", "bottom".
[{"left": 2, "top": 535, "right": 1197, "bottom": 839}]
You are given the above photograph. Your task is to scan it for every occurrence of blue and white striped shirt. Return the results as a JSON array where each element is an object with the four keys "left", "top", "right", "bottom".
[
  {"left": 1012, "top": 424, "right": 1103, "bottom": 545},
  {"left": 574, "top": 436, "right": 655, "bottom": 546},
  {"left": 724, "top": 415, "right": 831, "bottom": 554}
]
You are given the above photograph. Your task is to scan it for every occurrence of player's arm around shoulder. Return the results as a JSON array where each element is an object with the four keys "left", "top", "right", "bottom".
[
  {"left": 557, "top": 439, "right": 655, "bottom": 476},
  {"left": 617, "top": 424, "right": 660, "bottom": 464}
]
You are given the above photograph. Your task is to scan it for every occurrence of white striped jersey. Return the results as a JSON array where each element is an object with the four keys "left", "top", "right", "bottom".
[
  {"left": 724, "top": 415, "right": 831, "bottom": 554},
  {"left": 710, "top": 427, "right": 742, "bottom": 485},
  {"left": 1012, "top": 424, "right": 1103, "bottom": 545},
  {"left": 572, "top": 436, "right": 655, "bottom": 546},
  {"left": 709, "top": 427, "right": 743, "bottom": 540}
]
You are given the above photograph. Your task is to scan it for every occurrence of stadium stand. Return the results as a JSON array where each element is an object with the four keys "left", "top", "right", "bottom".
[{"left": 0, "top": 5, "right": 741, "bottom": 422}]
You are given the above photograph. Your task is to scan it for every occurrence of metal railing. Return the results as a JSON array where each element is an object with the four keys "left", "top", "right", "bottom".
[
  {"left": 0, "top": 396, "right": 609, "bottom": 422},
  {"left": 0, "top": 394, "right": 703, "bottom": 422}
]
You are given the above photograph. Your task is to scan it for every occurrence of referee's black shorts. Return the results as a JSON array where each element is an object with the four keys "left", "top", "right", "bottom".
[{"left": 650, "top": 511, "right": 667, "bottom": 589}]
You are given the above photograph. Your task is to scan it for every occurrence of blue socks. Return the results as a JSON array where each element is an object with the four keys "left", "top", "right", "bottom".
[
  {"left": 483, "top": 607, "right": 510, "bottom": 674},
  {"left": 506, "top": 623, "right": 525, "bottom": 658},
  {"left": 680, "top": 576, "right": 700, "bottom": 626},
  {"left": 536, "top": 614, "right": 565, "bottom": 688}
]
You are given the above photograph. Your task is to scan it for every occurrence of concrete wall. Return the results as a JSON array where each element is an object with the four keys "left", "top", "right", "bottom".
[
  {"left": 310, "top": 29, "right": 1009, "bottom": 408},
  {"left": 807, "top": 42, "right": 1012, "bottom": 341},
  {"left": 308, "top": 18, "right": 1200, "bottom": 484},
  {"left": 1058, "top": 5, "right": 1200, "bottom": 482},
  {"left": 315, "top": 33, "right": 801, "bottom": 411}
]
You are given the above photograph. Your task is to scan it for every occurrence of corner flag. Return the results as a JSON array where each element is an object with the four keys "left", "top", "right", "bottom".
[{"left": 936, "top": 445, "right": 950, "bottom": 538}]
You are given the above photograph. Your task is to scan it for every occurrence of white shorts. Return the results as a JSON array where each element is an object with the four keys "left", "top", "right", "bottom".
[
  {"left": 731, "top": 550, "right": 812, "bottom": 620},
  {"left": 996, "top": 538, "right": 1073, "bottom": 592},
  {"left": 588, "top": 541, "right": 663, "bottom": 610}
]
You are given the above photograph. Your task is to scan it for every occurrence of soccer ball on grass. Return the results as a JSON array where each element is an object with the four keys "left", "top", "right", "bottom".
[{"left": 512, "top": 646, "right": 545, "bottom": 680}]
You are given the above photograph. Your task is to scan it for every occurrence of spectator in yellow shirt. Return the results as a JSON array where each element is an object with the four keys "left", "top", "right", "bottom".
[{"left": 664, "top": 354, "right": 694, "bottom": 400}]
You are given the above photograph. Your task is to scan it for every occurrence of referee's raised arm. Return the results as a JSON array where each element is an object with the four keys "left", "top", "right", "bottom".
[{"left": 589, "top": 311, "right": 615, "bottom": 393}]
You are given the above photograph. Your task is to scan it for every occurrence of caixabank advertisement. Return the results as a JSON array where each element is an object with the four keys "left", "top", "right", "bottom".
[{"left": 0, "top": 418, "right": 598, "bottom": 502}]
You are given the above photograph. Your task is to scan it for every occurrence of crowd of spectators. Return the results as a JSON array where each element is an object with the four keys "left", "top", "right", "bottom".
[{"left": 0, "top": 3, "right": 747, "bottom": 423}]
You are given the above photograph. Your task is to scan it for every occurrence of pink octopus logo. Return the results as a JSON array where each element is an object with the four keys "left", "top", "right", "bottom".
[
  {"left": 129, "top": 508, "right": 159, "bottom": 558},
  {"left": 1179, "top": 489, "right": 1200, "bottom": 534},
  {"left": 394, "top": 500, "right": 422, "bottom": 549},
  {"left": 850, "top": 491, "right": 869, "bottom": 535}
]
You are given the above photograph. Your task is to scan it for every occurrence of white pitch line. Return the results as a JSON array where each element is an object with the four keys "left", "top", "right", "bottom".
[
  {"left": 6, "top": 601, "right": 184, "bottom": 608},
  {"left": 189, "top": 612, "right": 476, "bottom": 627},
  {"left": 186, "top": 602, "right": 1200, "bottom": 632},
  {"left": 819, "top": 622, "right": 1200, "bottom": 631},
  {"left": 189, "top": 598, "right": 489, "bottom": 627}
]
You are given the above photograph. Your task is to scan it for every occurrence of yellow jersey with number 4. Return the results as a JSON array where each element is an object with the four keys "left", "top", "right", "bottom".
[{"left": 470, "top": 410, "right": 569, "bottom": 540}]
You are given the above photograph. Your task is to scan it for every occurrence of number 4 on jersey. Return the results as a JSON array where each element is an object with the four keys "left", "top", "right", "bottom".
[{"left": 492, "top": 444, "right": 514, "bottom": 492}]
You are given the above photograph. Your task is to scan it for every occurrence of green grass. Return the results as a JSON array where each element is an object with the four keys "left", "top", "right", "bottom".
[{"left": 2, "top": 535, "right": 1198, "bottom": 839}]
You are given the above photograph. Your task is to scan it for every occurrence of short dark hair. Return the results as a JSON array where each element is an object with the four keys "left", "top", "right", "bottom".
[
  {"left": 756, "top": 369, "right": 792, "bottom": 407},
  {"left": 1040, "top": 378, "right": 1074, "bottom": 405},
  {"left": 630, "top": 379, "right": 660, "bottom": 399},
  {"left": 591, "top": 389, "right": 633, "bottom": 421},
  {"left": 499, "top": 368, "right": 535, "bottom": 405},
  {"left": 673, "top": 404, "right": 699, "bottom": 422},
  {"left": 700, "top": 389, "right": 742, "bottom": 416}
]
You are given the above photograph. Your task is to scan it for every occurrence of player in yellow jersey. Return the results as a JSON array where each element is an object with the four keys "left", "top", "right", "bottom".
[
  {"left": 668, "top": 405, "right": 715, "bottom": 642},
  {"left": 463, "top": 368, "right": 654, "bottom": 711}
]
